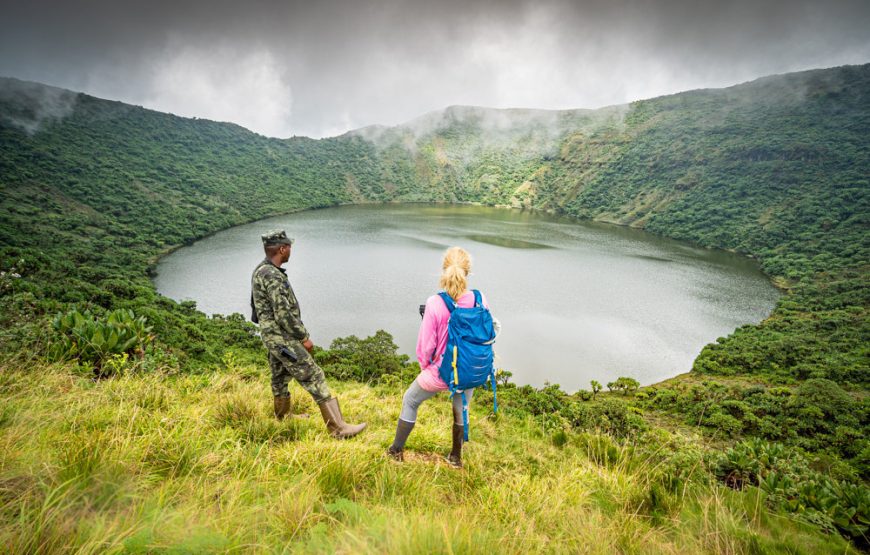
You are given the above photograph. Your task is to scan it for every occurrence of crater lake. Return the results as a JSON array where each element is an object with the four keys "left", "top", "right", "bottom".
[{"left": 153, "top": 204, "right": 780, "bottom": 391}]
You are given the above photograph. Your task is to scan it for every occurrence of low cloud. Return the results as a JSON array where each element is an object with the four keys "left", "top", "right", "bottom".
[
  {"left": 0, "top": 0, "right": 868, "bottom": 138},
  {"left": 0, "top": 77, "right": 78, "bottom": 135},
  {"left": 138, "top": 41, "right": 292, "bottom": 137}
]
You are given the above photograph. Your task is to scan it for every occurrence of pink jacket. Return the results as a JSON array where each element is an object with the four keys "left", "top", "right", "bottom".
[{"left": 416, "top": 290, "right": 489, "bottom": 392}]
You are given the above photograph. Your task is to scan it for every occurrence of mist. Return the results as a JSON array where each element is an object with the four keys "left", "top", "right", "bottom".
[
  {"left": 0, "top": 78, "right": 78, "bottom": 135},
  {"left": 0, "top": 0, "right": 868, "bottom": 138}
]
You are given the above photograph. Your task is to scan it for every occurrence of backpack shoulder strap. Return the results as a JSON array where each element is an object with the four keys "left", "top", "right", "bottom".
[
  {"left": 438, "top": 291, "right": 455, "bottom": 313},
  {"left": 472, "top": 289, "right": 482, "bottom": 308}
]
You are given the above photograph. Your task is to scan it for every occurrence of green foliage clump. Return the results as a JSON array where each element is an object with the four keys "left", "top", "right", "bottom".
[
  {"left": 606, "top": 376, "right": 640, "bottom": 395},
  {"left": 590, "top": 379, "right": 602, "bottom": 397},
  {"left": 788, "top": 379, "right": 863, "bottom": 454},
  {"left": 314, "top": 330, "right": 416, "bottom": 385},
  {"left": 716, "top": 439, "right": 870, "bottom": 547},
  {"left": 495, "top": 380, "right": 646, "bottom": 439},
  {"left": 49, "top": 308, "right": 153, "bottom": 375},
  {"left": 639, "top": 378, "right": 869, "bottom": 468}
]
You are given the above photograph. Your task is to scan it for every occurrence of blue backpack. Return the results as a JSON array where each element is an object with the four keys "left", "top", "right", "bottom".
[{"left": 436, "top": 290, "right": 498, "bottom": 441}]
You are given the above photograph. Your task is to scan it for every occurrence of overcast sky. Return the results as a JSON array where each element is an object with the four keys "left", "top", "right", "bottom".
[{"left": 1, "top": 0, "right": 868, "bottom": 138}]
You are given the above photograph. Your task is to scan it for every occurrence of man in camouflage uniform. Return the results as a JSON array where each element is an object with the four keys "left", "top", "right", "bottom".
[{"left": 251, "top": 229, "right": 366, "bottom": 439}]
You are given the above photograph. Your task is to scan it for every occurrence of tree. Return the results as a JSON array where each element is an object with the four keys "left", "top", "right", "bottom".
[
  {"left": 591, "top": 380, "right": 602, "bottom": 397},
  {"left": 617, "top": 377, "right": 640, "bottom": 396},
  {"left": 607, "top": 377, "right": 640, "bottom": 395}
]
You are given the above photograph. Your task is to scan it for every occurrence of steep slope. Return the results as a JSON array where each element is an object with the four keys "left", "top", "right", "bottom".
[
  {"left": 349, "top": 104, "right": 628, "bottom": 204},
  {"left": 0, "top": 77, "right": 389, "bottom": 359},
  {"left": 357, "top": 66, "right": 869, "bottom": 281},
  {"left": 352, "top": 65, "right": 870, "bottom": 389}
]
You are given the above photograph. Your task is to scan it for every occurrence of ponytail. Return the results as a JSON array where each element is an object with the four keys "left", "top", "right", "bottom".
[{"left": 439, "top": 247, "right": 471, "bottom": 300}]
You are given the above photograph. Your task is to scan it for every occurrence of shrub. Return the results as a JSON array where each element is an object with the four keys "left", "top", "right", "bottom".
[
  {"left": 606, "top": 376, "right": 640, "bottom": 395},
  {"left": 704, "top": 411, "right": 743, "bottom": 437},
  {"left": 49, "top": 308, "right": 153, "bottom": 376},
  {"left": 597, "top": 398, "right": 646, "bottom": 438},
  {"left": 590, "top": 380, "right": 602, "bottom": 397},
  {"left": 316, "top": 330, "right": 411, "bottom": 383},
  {"left": 561, "top": 401, "right": 595, "bottom": 429},
  {"left": 715, "top": 439, "right": 870, "bottom": 546}
]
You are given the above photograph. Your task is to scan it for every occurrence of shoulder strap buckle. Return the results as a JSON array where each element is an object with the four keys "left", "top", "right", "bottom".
[{"left": 438, "top": 291, "right": 455, "bottom": 313}]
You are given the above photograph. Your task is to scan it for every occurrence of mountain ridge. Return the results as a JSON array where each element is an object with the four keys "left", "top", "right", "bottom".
[{"left": 8, "top": 61, "right": 865, "bottom": 142}]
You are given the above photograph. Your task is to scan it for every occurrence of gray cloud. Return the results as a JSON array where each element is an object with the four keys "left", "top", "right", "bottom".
[{"left": 0, "top": 0, "right": 867, "bottom": 138}]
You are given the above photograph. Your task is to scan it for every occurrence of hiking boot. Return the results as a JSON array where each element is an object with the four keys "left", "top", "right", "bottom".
[
  {"left": 387, "top": 419, "right": 415, "bottom": 462},
  {"left": 446, "top": 423, "right": 464, "bottom": 468},
  {"left": 275, "top": 396, "right": 309, "bottom": 420},
  {"left": 318, "top": 397, "right": 366, "bottom": 439},
  {"left": 386, "top": 446, "right": 404, "bottom": 462},
  {"left": 274, "top": 396, "right": 291, "bottom": 420}
]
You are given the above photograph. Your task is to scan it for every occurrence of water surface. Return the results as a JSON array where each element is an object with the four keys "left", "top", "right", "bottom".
[{"left": 154, "top": 204, "right": 779, "bottom": 391}]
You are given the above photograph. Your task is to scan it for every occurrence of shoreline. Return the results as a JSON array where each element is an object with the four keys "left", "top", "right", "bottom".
[{"left": 148, "top": 200, "right": 784, "bottom": 394}]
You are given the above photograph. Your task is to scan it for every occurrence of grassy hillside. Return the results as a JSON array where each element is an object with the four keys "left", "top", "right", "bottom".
[
  {"left": 0, "top": 361, "right": 858, "bottom": 554},
  {"left": 1, "top": 65, "right": 868, "bottom": 551}
]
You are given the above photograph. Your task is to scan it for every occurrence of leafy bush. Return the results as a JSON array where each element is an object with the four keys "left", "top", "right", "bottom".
[
  {"left": 704, "top": 411, "right": 743, "bottom": 437},
  {"left": 505, "top": 383, "right": 566, "bottom": 416},
  {"left": 637, "top": 379, "right": 868, "bottom": 466},
  {"left": 495, "top": 368, "right": 514, "bottom": 387},
  {"left": 49, "top": 308, "right": 153, "bottom": 375},
  {"left": 590, "top": 380, "right": 602, "bottom": 397},
  {"left": 595, "top": 398, "right": 646, "bottom": 438},
  {"left": 715, "top": 439, "right": 870, "bottom": 546},
  {"left": 315, "top": 330, "right": 412, "bottom": 384},
  {"left": 607, "top": 376, "right": 640, "bottom": 395}
]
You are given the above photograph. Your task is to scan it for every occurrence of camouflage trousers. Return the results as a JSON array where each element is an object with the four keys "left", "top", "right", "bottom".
[{"left": 267, "top": 347, "right": 331, "bottom": 404}]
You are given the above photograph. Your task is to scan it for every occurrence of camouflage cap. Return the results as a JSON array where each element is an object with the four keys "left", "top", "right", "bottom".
[{"left": 261, "top": 229, "right": 294, "bottom": 246}]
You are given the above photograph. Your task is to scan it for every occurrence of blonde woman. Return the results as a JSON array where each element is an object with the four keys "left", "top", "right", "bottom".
[{"left": 387, "top": 246, "right": 493, "bottom": 468}]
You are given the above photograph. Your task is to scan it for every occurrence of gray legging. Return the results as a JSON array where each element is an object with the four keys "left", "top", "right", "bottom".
[{"left": 400, "top": 378, "right": 473, "bottom": 423}]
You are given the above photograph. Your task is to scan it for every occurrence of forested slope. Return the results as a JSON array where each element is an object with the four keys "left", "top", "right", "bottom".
[
  {"left": 357, "top": 64, "right": 870, "bottom": 393},
  {"left": 0, "top": 78, "right": 388, "bottom": 361}
]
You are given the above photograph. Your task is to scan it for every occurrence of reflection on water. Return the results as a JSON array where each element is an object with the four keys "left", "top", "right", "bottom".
[
  {"left": 630, "top": 254, "right": 675, "bottom": 263},
  {"left": 153, "top": 204, "right": 780, "bottom": 391},
  {"left": 465, "top": 234, "right": 554, "bottom": 249}
]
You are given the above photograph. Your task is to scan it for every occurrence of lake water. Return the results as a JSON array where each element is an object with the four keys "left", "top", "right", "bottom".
[{"left": 153, "top": 204, "right": 780, "bottom": 391}]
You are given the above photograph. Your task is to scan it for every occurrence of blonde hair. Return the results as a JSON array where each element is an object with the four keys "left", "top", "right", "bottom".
[{"left": 439, "top": 247, "right": 472, "bottom": 300}]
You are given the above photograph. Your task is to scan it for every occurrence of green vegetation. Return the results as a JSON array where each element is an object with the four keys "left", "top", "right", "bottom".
[
  {"left": 608, "top": 377, "right": 641, "bottom": 395},
  {"left": 715, "top": 438, "right": 869, "bottom": 543},
  {"left": 0, "top": 352, "right": 859, "bottom": 553},
  {"left": 1, "top": 64, "right": 868, "bottom": 551},
  {"left": 49, "top": 308, "right": 154, "bottom": 377}
]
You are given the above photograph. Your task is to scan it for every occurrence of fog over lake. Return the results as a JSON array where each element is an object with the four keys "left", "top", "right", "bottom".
[{"left": 154, "top": 204, "right": 780, "bottom": 391}]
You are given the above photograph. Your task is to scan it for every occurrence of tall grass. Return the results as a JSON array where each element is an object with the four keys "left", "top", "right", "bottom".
[{"left": 0, "top": 363, "right": 857, "bottom": 553}]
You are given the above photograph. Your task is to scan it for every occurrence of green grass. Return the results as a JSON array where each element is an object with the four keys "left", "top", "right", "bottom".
[{"left": 0, "top": 362, "right": 857, "bottom": 554}]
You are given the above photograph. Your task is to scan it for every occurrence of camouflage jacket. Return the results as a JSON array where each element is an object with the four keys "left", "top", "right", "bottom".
[{"left": 251, "top": 258, "right": 309, "bottom": 350}]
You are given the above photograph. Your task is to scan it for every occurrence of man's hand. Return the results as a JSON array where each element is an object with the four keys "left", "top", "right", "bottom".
[{"left": 302, "top": 338, "right": 314, "bottom": 352}]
